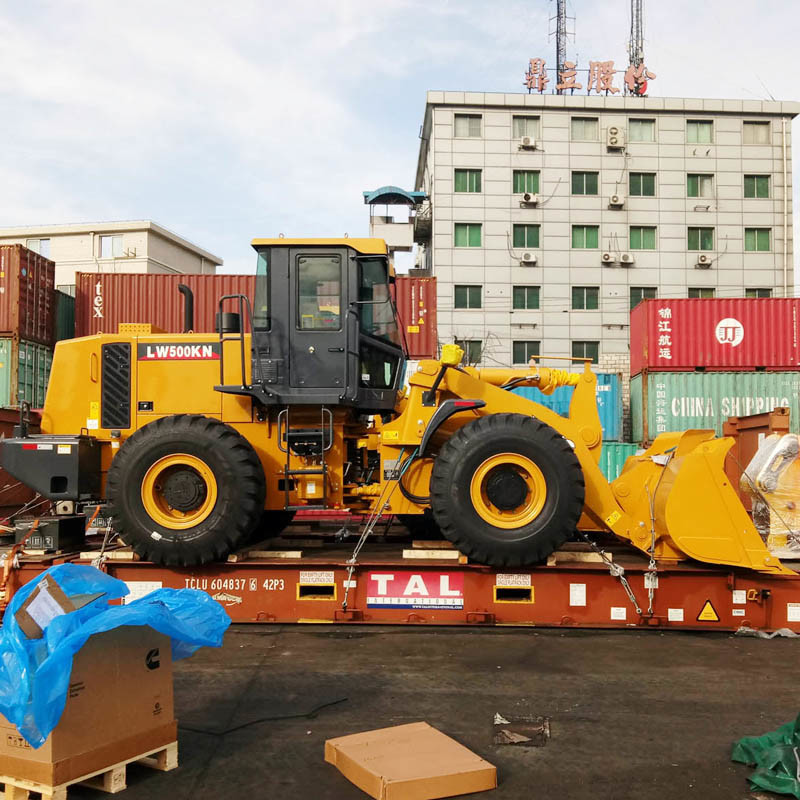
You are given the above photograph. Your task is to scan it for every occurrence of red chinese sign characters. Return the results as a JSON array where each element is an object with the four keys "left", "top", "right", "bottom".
[{"left": 523, "top": 59, "right": 656, "bottom": 95}]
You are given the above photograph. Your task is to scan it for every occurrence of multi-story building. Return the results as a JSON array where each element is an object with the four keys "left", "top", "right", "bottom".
[
  {"left": 413, "top": 91, "right": 799, "bottom": 382},
  {"left": 0, "top": 220, "right": 222, "bottom": 292}
]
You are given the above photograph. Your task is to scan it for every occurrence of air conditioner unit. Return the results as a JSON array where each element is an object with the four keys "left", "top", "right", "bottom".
[
  {"left": 520, "top": 192, "right": 539, "bottom": 205},
  {"left": 696, "top": 253, "right": 713, "bottom": 268},
  {"left": 520, "top": 252, "right": 537, "bottom": 265},
  {"left": 122, "top": 247, "right": 137, "bottom": 258},
  {"left": 608, "top": 194, "right": 625, "bottom": 208},
  {"left": 606, "top": 126, "right": 626, "bottom": 149},
  {"left": 601, "top": 252, "right": 615, "bottom": 265},
  {"left": 620, "top": 252, "right": 635, "bottom": 266},
  {"left": 519, "top": 136, "right": 538, "bottom": 150}
]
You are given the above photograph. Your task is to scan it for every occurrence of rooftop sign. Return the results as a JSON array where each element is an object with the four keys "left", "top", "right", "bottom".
[{"left": 523, "top": 59, "right": 656, "bottom": 95}]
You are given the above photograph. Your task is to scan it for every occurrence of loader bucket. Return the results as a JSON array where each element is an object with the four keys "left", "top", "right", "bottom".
[{"left": 650, "top": 431, "right": 795, "bottom": 575}]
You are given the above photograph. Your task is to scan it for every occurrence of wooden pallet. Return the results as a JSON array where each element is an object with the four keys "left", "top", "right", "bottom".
[{"left": 0, "top": 740, "right": 177, "bottom": 799}]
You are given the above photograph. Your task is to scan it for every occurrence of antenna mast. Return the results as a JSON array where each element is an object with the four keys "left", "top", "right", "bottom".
[
  {"left": 549, "top": 0, "right": 575, "bottom": 94},
  {"left": 628, "top": 0, "right": 644, "bottom": 68}
]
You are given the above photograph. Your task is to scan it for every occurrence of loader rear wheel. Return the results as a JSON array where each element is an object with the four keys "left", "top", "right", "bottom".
[
  {"left": 430, "top": 414, "right": 584, "bottom": 567},
  {"left": 107, "top": 414, "right": 266, "bottom": 566}
]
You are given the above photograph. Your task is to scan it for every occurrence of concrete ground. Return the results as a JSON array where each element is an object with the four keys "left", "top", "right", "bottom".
[{"left": 80, "top": 625, "right": 798, "bottom": 800}]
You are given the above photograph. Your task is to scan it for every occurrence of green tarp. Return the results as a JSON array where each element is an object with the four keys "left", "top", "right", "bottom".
[{"left": 732, "top": 714, "right": 800, "bottom": 798}]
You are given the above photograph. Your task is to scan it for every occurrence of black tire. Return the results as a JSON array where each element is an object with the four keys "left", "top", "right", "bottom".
[
  {"left": 106, "top": 414, "right": 266, "bottom": 566},
  {"left": 430, "top": 414, "right": 584, "bottom": 567},
  {"left": 397, "top": 509, "right": 442, "bottom": 539},
  {"left": 245, "top": 510, "right": 296, "bottom": 545}
]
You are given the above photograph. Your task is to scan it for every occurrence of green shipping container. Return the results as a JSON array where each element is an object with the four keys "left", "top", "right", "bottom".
[
  {"left": 631, "top": 372, "right": 800, "bottom": 442},
  {"left": 55, "top": 290, "right": 75, "bottom": 342},
  {"left": 599, "top": 442, "right": 640, "bottom": 481},
  {"left": 0, "top": 339, "right": 54, "bottom": 408}
]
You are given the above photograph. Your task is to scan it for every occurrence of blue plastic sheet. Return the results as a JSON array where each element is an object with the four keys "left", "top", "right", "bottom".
[{"left": 0, "top": 564, "right": 230, "bottom": 748}]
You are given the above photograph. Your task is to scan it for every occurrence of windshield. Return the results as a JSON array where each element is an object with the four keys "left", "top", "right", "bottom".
[
  {"left": 358, "top": 257, "right": 401, "bottom": 346},
  {"left": 254, "top": 248, "right": 270, "bottom": 329}
]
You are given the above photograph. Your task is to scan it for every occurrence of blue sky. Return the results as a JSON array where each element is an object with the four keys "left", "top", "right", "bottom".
[{"left": 0, "top": 0, "right": 798, "bottom": 274}]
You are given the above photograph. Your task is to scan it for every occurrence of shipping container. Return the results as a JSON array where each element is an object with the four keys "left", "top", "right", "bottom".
[
  {"left": 631, "top": 371, "right": 800, "bottom": 442},
  {"left": 630, "top": 298, "right": 800, "bottom": 376},
  {"left": 0, "top": 245, "right": 56, "bottom": 347},
  {"left": 74, "top": 273, "right": 257, "bottom": 337},
  {"left": 0, "top": 339, "right": 54, "bottom": 408},
  {"left": 393, "top": 276, "right": 437, "bottom": 359},
  {"left": 54, "top": 290, "right": 75, "bottom": 342},
  {"left": 511, "top": 373, "right": 623, "bottom": 441},
  {"left": 599, "top": 442, "right": 640, "bottom": 481}
]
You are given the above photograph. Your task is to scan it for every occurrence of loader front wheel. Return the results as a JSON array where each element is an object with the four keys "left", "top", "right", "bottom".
[
  {"left": 107, "top": 414, "right": 266, "bottom": 566},
  {"left": 430, "top": 414, "right": 584, "bottom": 567}
]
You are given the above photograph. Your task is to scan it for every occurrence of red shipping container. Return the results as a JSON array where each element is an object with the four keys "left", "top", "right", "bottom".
[
  {"left": 393, "top": 276, "right": 437, "bottom": 359},
  {"left": 0, "top": 246, "right": 56, "bottom": 347},
  {"left": 75, "top": 273, "right": 257, "bottom": 337},
  {"left": 630, "top": 298, "right": 800, "bottom": 376}
]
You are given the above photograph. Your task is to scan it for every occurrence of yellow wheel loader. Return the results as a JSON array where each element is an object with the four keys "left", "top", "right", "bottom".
[{"left": 1, "top": 238, "right": 792, "bottom": 576}]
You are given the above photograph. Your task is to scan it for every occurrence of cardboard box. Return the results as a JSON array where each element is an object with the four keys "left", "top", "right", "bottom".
[
  {"left": 0, "top": 626, "right": 176, "bottom": 786},
  {"left": 325, "top": 721, "right": 497, "bottom": 800}
]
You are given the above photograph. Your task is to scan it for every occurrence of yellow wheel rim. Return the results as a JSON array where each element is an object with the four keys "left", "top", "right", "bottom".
[
  {"left": 469, "top": 453, "right": 547, "bottom": 529},
  {"left": 141, "top": 453, "right": 218, "bottom": 530}
]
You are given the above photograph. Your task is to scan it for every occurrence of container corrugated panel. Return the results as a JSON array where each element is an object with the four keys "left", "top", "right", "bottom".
[
  {"left": 55, "top": 290, "right": 75, "bottom": 342},
  {"left": 0, "top": 245, "right": 56, "bottom": 346},
  {"left": 599, "top": 443, "right": 640, "bottom": 481},
  {"left": 0, "top": 338, "right": 54, "bottom": 408},
  {"left": 393, "top": 276, "right": 437, "bottom": 359},
  {"left": 74, "top": 273, "right": 257, "bottom": 337},
  {"left": 510, "top": 373, "right": 623, "bottom": 441},
  {"left": 630, "top": 298, "right": 800, "bottom": 375},
  {"left": 631, "top": 371, "right": 800, "bottom": 442}
]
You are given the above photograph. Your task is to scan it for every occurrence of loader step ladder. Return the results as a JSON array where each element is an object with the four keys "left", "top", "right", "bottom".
[{"left": 277, "top": 406, "right": 334, "bottom": 511}]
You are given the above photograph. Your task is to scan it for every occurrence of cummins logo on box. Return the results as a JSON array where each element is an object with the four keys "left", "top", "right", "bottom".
[
  {"left": 137, "top": 343, "right": 221, "bottom": 360},
  {"left": 715, "top": 318, "right": 744, "bottom": 348}
]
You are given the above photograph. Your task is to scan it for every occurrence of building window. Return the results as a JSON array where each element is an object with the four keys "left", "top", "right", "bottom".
[
  {"left": 629, "top": 118, "right": 655, "bottom": 142},
  {"left": 572, "top": 341, "right": 599, "bottom": 363},
  {"left": 454, "top": 285, "right": 482, "bottom": 309},
  {"left": 571, "top": 225, "right": 599, "bottom": 249},
  {"left": 630, "top": 287, "right": 657, "bottom": 310},
  {"left": 513, "top": 170, "right": 540, "bottom": 194},
  {"left": 454, "top": 223, "right": 482, "bottom": 247},
  {"left": 57, "top": 284, "right": 76, "bottom": 297},
  {"left": 744, "top": 228, "right": 771, "bottom": 252},
  {"left": 454, "top": 114, "right": 481, "bottom": 137},
  {"left": 512, "top": 116, "right": 540, "bottom": 138},
  {"left": 512, "top": 340, "right": 541, "bottom": 364},
  {"left": 688, "top": 227, "right": 714, "bottom": 251},
  {"left": 629, "top": 172, "right": 656, "bottom": 197},
  {"left": 687, "top": 174, "right": 714, "bottom": 199},
  {"left": 687, "top": 120, "right": 713, "bottom": 143},
  {"left": 512, "top": 285, "right": 540, "bottom": 310},
  {"left": 571, "top": 171, "right": 599, "bottom": 195},
  {"left": 688, "top": 287, "right": 715, "bottom": 298},
  {"left": 746, "top": 288, "right": 772, "bottom": 298},
  {"left": 572, "top": 286, "right": 599, "bottom": 310},
  {"left": 571, "top": 117, "right": 599, "bottom": 140},
  {"left": 25, "top": 238, "right": 50, "bottom": 258},
  {"left": 744, "top": 175, "right": 770, "bottom": 198},
  {"left": 99, "top": 234, "right": 123, "bottom": 259},
  {"left": 743, "top": 121, "right": 770, "bottom": 144},
  {"left": 629, "top": 226, "right": 656, "bottom": 250},
  {"left": 512, "top": 224, "right": 540, "bottom": 249},
  {"left": 455, "top": 339, "right": 482, "bottom": 364},
  {"left": 454, "top": 169, "right": 481, "bottom": 193}
]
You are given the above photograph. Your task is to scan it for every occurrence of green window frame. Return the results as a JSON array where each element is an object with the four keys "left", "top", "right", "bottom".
[
  {"left": 512, "top": 340, "right": 541, "bottom": 364},
  {"left": 571, "top": 171, "right": 599, "bottom": 195},
  {"left": 688, "top": 227, "right": 714, "bottom": 251},
  {"left": 572, "top": 341, "right": 599, "bottom": 363},
  {"left": 571, "top": 117, "right": 599, "bottom": 140},
  {"left": 513, "top": 170, "right": 540, "bottom": 194},
  {"left": 744, "top": 228, "right": 771, "bottom": 252},
  {"left": 512, "top": 116, "right": 540, "bottom": 138},
  {"left": 512, "top": 224, "right": 540, "bottom": 249},
  {"left": 688, "top": 287, "right": 715, "bottom": 299},
  {"left": 629, "top": 226, "right": 656, "bottom": 250},
  {"left": 629, "top": 118, "right": 655, "bottom": 142},
  {"left": 744, "top": 175, "right": 770, "bottom": 198},
  {"left": 571, "top": 225, "right": 599, "bottom": 249},
  {"left": 687, "top": 120, "right": 713, "bottom": 143},
  {"left": 454, "top": 169, "right": 481, "bottom": 193},
  {"left": 630, "top": 287, "right": 657, "bottom": 310},
  {"left": 687, "top": 174, "right": 714, "bottom": 198},
  {"left": 454, "top": 285, "right": 482, "bottom": 309},
  {"left": 629, "top": 172, "right": 656, "bottom": 197},
  {"left": 512, "top": 285, "right": 540, "bottom": 310},
  {"left": 746, "top": 288, "right": 772, "bottom": 298},
  {"left": 571, "top": 286, "right": 599, "bottom": 310},
  {"left": 454, "top": 114, "right": 481, "bottom": 137},
  {"left": 454, "top": 223, "right": 482, "bottom": 247},
  {"left": 743, "top": 121, "right": 770, "bottom": 144},
  {"left": 455, "top": 339, "right": 482, "bottom": 364}
]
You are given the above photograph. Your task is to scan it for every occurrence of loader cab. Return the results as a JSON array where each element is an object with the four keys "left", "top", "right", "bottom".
[{"left": 247, "top": 238, "right": 405, "bottom": 412}]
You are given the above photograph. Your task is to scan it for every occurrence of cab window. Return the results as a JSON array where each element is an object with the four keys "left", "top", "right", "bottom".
[
  {"left": 297, "top": 255, "right": 341, "bottom": 330},
  {"left": 358, "top": 257, "right": 400, "bottom": 346}
]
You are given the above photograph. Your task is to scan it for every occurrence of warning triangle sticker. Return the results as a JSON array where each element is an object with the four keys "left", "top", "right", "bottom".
[{"left": 697, "top": 600, "right": 720, "bottom": 622}]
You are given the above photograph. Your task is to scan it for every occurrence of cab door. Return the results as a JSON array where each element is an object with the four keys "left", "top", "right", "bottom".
[{"left": 288, "top": 250, "right": 348, "bottom": 389}]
